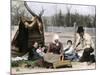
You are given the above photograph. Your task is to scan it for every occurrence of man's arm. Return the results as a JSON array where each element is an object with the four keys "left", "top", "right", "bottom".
[{"left": 74, "top": 33, "right": 80, "bottom": 49}]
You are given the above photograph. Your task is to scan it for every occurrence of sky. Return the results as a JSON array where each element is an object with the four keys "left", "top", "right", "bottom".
[{"left": 26, "top": 1, "right": 96, "bottom": 16}]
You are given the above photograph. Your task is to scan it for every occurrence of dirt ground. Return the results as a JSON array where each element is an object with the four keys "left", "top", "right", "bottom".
[{"left": 11, "top": 62, "right": 95, "bottom": 74}]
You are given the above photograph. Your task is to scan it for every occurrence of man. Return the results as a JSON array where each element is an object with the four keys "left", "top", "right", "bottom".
[{"left": 74, "top": 26, "right": 95, "bottom": 62}]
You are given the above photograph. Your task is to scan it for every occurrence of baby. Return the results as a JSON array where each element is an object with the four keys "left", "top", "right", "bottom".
[{"left": 36, "top": 44, "right": 45, "bottom": 57}]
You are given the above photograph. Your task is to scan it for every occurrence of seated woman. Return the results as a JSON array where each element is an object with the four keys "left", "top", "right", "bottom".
[
  {"left": 47, "top": 34, "right": 63, "bottom": 55},
  {"left": 28, "top": 41, "right": 44, "bottom": 67},
  {"left": 42, "top": 34, "right": 63, "bottom": 68},
  {"left": 63, "top": 40, "right": 79, "bottom": 61}
]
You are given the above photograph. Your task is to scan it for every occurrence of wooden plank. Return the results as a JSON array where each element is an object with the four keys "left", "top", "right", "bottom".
[{"left": 53, "top": 60, "right": 72, "bottom": 68}]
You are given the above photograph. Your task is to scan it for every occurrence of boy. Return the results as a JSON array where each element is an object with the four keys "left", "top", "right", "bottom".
[{"left": 63, "top": 40, "right": 79, "bottom": 61}]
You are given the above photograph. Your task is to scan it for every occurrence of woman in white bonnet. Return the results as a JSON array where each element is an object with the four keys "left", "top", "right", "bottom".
[{"left": 47, "top": 34, "right": 63, "bottom": 55}]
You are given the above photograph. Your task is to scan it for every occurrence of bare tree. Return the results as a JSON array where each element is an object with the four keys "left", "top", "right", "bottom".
[{"left": 11, "top": 1, "right": 30, "bottom": 25}]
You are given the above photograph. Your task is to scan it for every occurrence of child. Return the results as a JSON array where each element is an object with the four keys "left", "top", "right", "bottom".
[
  {"left": 36, "top": 44, "right": 45, "bottom": 57},
  {"left": 63, "top": 40, "right": 79, "bottom": 61},
  {"left": 28, "top": 41, "right": 44, "bottom": 61},
  {"left": 28, "top": 42, "right": 44, "bottom": 67}
]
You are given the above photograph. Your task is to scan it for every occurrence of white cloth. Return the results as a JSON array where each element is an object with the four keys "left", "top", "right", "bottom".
[
  {"left": 52, "top": 34, "right": 60, "bottom": 43},
  {"left": 11, "top": 53, "right": 28, "bottom": 61},
  {"left": 12, "top": 56, "right": 27, "bottom": 61},
  {"left": 75, "top": 33, "right": 95, "bottom": 57},
  {"left": 36, "top": 49, "right": 45, "bottom": 56},
  {"left": 64, "top": 46, "right": 75, "bottom": 55},
  {"left": 75, "top": 33, "right": 94, "bottom": 49}
]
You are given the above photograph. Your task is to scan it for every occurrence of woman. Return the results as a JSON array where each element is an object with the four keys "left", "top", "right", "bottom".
[
  {"left": 28, "top": 41, "right": 44, "bottom": 67},
  {"left": 28, "top": 41, "right": 43, "bottom": 60},
  {"left": 47, "top": 34, "right": 63, "bottom": 55},
  {"left": 43, "top": 34, "right": 63, "bottom": 64}
]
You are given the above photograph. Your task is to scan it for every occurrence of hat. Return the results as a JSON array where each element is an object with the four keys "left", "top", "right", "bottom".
[{"left": 77, "top": 26, "right": 84, "bottom": 33}]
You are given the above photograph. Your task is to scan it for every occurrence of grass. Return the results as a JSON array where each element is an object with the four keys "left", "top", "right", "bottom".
[{"left": 11, "top": 60, "right": 36, "bottom": 67}]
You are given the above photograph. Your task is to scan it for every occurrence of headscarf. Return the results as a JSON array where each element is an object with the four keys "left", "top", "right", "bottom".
[{"left": 52, "top": 34, "right": 60, "bottom": 46}]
